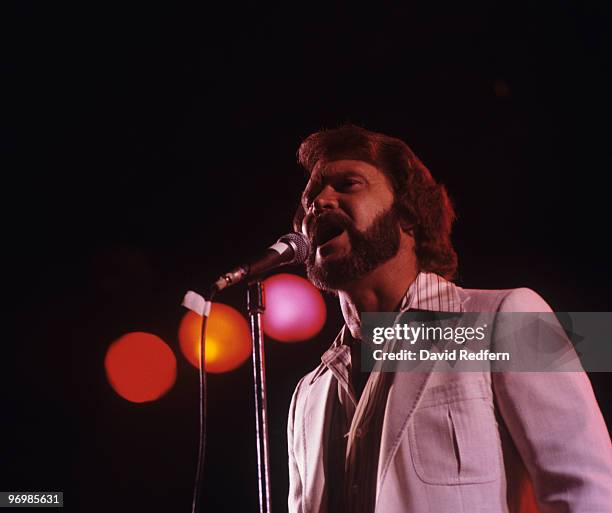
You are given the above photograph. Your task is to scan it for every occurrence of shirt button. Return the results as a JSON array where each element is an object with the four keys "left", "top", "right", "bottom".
[{"left": 355, "top": 428, "right": 363, "bottom": 437}]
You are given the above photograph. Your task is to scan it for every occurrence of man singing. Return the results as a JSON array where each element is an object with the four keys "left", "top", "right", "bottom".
[{"left": 287, "top": 125, "right": 612, "bottom": 513}]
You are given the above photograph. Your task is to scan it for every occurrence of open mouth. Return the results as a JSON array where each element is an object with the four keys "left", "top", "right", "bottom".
[{"left": 313, "top": 219, "right": 345, "bottom": 248}]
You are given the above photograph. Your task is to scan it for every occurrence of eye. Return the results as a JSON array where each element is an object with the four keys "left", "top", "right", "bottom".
[{"left": 335, "top": 178, "right": 362, "bottom": 192}]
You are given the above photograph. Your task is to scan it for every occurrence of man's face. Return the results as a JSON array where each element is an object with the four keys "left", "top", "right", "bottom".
[{"left": 300, "top": 159, "right": 402, "bottom": 292}]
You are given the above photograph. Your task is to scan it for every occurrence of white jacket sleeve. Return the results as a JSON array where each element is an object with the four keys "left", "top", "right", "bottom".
[{"left": 492, "top": 288, "right": 612, "bottom": 513}]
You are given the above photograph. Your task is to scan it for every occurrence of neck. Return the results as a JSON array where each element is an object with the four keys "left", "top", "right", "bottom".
[{"left": 338, "top": 242, "right": 418, "bottom": 340}]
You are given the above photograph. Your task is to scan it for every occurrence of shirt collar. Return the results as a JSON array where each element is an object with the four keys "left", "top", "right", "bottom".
[
  {"left": 310, "top": 272, "right": 463, "bottom": 385},
  {"left": 399, "top": 271, "right": 463, "bottom": 313}
]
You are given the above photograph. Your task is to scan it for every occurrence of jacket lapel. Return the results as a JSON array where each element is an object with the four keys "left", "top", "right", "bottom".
[
  {"left": 376, "top": 360, "right": 436, "bottom": 497},
  {"left": 376, "top": 273, "right": 466, "bottom": 501},
  {"left": 301, "top": 363, "right": 337, "bottom": 513}
]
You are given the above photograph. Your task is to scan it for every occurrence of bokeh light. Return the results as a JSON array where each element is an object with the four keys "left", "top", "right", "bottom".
[
  {"left": 105, "top": 332, "right": 177, "bottom": 403},
  {"left": 262, "top": 273, "right": 326, "bottom": 342},
  {"left": 178, "top": 303, "right": 252, "bottom": 373}
]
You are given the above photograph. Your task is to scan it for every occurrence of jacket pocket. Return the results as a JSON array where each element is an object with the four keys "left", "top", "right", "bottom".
[{"left": 408, "top": 381, "right": 502, "bottom": 485}]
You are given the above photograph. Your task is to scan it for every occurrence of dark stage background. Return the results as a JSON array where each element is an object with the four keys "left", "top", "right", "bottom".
[{"left": 5, "top": 2, "right": 611, "bottom": 512}]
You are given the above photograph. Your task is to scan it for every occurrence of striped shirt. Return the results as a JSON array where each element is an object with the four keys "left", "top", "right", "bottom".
[{"left": 320, "top": 272, "right": 463, "bottom": 513}]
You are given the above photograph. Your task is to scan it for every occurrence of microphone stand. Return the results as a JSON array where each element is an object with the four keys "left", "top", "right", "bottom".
[
  {"left": 185, "top": 232, "right": 308, "bottom": 512},
  {"left": 247, "top": 281, "right": 272, "bottom": 513}
]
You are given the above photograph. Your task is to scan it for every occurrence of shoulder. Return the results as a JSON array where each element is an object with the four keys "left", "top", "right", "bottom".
[
  {"left": 288, "top": 366, "right": 320, "bottom": 408},
  {"left": 287, "top": 365, "right": 324, "bottom": 431},
  {"left": 290, "top": 325, "right": 346, "bottom": 406},
  {"left": 458, "top": 285, "right": 553, "bottom": 312}
]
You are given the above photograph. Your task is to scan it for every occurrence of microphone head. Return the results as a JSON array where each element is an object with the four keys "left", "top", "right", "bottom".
[{"left": 278, "top": 232, "right": 310, "bottom": 265}]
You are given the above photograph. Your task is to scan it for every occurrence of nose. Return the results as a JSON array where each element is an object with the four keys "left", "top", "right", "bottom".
[
  {"left": 302, "top": 185, "right": 338, "bottom": 239},
  {"left": 311, "top": 186, "right": 338, "bottom": 215}
]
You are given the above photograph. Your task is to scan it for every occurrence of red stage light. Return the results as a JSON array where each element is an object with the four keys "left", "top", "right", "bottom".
[
  {"left": 262, "top": 273, "right": 326, "bottom": 342},
  {"left": 178, "top": 303, "right": 252, "bottom": 373},
  {"left": 105, "top": 332, "right": 177, "bottom": 403}
]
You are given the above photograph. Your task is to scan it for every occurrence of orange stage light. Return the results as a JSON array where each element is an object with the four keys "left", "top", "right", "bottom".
[
  {"left": 262, "top": 273, "right": 326, "bottom": 342},
  {"left": 104, "top": 332, "right": 177, "bottom": 403},
  {"left": 178, "top": 303, "right": 252, "bottom": 373}
]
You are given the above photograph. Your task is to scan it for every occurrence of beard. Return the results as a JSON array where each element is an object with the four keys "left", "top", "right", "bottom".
[{"left": 306, "top": 206, "right": 402, "bottom": 293}]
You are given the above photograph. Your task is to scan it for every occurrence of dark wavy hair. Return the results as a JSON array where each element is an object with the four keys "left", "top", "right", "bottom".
[{"left": 293, "top": 124, "right": 458, "bottom": 280}]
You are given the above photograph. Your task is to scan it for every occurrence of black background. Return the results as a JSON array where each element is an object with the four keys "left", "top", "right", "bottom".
[{"left": 4, "top": 2, "right": 611, "bottom": 512}]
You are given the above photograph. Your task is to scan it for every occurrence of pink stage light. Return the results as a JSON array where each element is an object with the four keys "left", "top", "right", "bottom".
[{"left": 262, "top": 273, "right": 326, "bottom": 342}]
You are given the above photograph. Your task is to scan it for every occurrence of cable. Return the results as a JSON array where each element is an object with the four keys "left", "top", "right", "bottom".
[{"left": 191, "top": 285, "right": 217, "bottom": 513}]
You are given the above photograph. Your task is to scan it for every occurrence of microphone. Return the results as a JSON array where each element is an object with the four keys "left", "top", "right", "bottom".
[{"left": 212, "top": 232, "right": 310, "bottom": 292}]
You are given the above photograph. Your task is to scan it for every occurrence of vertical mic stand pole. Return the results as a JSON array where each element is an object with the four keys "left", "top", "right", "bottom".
[{"left": 247, "top": 281, "right": 272, "bottom": 513}]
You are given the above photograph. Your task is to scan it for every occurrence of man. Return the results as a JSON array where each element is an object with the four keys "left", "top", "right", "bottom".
[{"left": 287, "top": 125, "right": 612, "bottom": 513}]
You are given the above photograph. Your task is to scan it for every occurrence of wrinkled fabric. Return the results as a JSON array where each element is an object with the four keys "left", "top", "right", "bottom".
[{"left": 287, "top": 274, "right": 612, "bottom": 513}]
